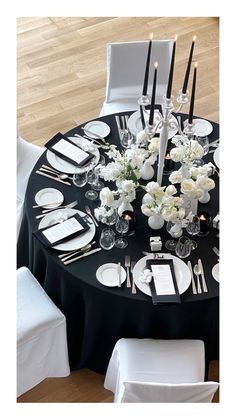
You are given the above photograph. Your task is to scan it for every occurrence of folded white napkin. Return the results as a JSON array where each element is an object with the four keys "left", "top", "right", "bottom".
[{"left": 139, "top": 269, "right": 153, "bottom": 283}]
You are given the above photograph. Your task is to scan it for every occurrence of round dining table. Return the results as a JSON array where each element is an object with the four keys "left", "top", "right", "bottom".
[{"left": 17, "top": 110, "right": 219, "bottom": 375}]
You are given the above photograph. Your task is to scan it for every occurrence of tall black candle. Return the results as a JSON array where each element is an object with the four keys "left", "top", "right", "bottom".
[
  {"left": 142, "top": 33, "right": 153, "bottom": 96},
  {"left": 182, "top": 36, "right": 196, "bottom": 94},
  {"left": 188, "top": 62, "right": 197, "bottom": 124},
  {"left": 166, "top": 36, "right": 177, "bottom": 99},
  {"left": 149, "top": 62, "right": 158, "bottom": 125}
]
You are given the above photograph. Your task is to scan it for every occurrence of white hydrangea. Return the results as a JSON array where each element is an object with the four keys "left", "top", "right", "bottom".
[
  {"left": 169, "top": 170, "right": 184, "bottom": 184},
  {"left": 170, "top": 147, "right": 185, "bottom": 162},
  {"left": 148, "top": 137, "right": 160, "bottom": 153}
]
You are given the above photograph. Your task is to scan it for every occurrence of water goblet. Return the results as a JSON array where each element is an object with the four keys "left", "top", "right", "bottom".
[
  {"left": 85, "top": 168, "right": 99, "bottom": 200},
  {"left": 165, "top": 221, "right": 183, "bottom": 251},
  {"left": 175, "top": 236, "right": 192, "bottom": 259},
  {"left": 73, "top": 169, "right": 87, "bottom": 188},
  {"left": 186, "top": 215, "right": 200, "bottom": 250},
  {"left": 99, "top": 228, "right": 115, "bottom": 250},
  {"left": 115, "top": 217, "right": 129, "bottom": 248}
]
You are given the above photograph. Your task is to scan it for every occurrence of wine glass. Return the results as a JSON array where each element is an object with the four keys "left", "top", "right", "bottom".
[
  {"left": 165, "top": 221, "right": 183, "bottom": 251},
  {"left": 115, "top": 217, "right": 129, "bottom": 248},
  {"left": 175, "top": 236, "right": 192, "bottom": 259},
  {"left": 85, "top": 168, "right": 99, "bottom": 200},
  {"left": 186, "top": 216, "right": 200, "bottom": 249},
  {"left": 195, "top": 130, "right": 209, "bottom": 155},
  {"left": 73, "top": 169, "right": 87, "bottom": 187}
]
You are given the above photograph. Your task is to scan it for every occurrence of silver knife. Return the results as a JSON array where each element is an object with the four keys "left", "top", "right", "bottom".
[
  {"left": 187, "top": 261, "right": 197, "bottom": 295},
  {"left": 81, "top": 127, "right": 106, "bottom": 142},
  {"left": 63, "top": 248, "right": 101, "bottom": 265},
  {"left": 198, "top": 259, "right": 208, "bottom": 293},
  {"left": 36, "top": 170, "right": 71, "bottom": 186},
  {"left": 117, "top": 262, "right": 121, "bottom": 287}
]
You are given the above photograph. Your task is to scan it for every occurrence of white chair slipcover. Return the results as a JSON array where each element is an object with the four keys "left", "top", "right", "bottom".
[
  {"left": 100, "top": 40, "right": 173, "bottom": 116},
  {"left": 104, "top": 338, "right": 219, "bottom": 403},
  {"left": 17, "top": 267, "right": 70, "bottom": 397},
  {"left": 17, "top": 131, "right": 44, "bottom": 237}
]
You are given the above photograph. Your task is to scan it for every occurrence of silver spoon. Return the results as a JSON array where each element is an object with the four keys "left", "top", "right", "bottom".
[
  {"left": 40, "top": 166, "right": 73, "bottom": 181},
  {"left": 193, "top": 264, "right": 202, "bottom": 294}
]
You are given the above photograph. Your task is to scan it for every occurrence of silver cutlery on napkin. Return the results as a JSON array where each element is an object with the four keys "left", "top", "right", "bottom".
[
  {"left": 36, "top": 200, "right": 78, "bottom": 219},
  {"left": 130, "top": 261, "right": 137, "bottom": 294},
  {"left": 187, "top": 261, "right": 197, "bottom": 295},
  {"left": 198, "top": 259, "right": 208, "bottom": 293},
  {"left": 63, "top": 247, "right": 101, "bottom": 265},
  {"left": 85, "top": 205, "right": 98, "bottom": 227},
  {"left": 117, "top": 262, "right": 121, "bottom": 287},
  {"left": 36, "top": 170, "right": 71, "bottom": 186},
  {"left": 124, "top": 256, "right": 131, "bottom": 288}
]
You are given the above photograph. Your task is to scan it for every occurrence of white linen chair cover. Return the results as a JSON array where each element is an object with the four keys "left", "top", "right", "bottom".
[
  {"left": 100, "top": 40, "right": 173, "bottom": 116},
  {"left": 104, "top": 338, "right": 219, "bottom": 403},
  {"left": 17, "top": 267, "right": 70, "bottom": 397},
  {"left": 17, "top": 132, "right": 44, "bottom": 237}
]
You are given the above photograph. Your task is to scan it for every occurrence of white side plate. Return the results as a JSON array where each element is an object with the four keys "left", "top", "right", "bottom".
[
  {"left": 96, "top": 263, "right": 126, "bottom": 287},
  {"left": 35, "top": 188, "right": 64, "bottom": 209}
]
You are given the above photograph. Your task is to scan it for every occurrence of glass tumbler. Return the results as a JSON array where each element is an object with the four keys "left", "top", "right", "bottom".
[
  {"left": 175, "top": 236, "right": 192, "bottom": 259},
  {"left": 99, "top": 228, "right": 115, "bottom": 250}
]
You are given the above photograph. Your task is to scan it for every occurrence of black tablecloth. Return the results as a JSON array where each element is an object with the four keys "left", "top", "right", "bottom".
[{"left": 17, "top": 111, "right": 219, "bottom": 374}]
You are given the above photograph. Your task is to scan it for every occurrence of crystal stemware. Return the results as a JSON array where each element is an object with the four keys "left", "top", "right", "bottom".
[
  {"left": 186, "top": 215, "right": 200, "bottom": 249},
  {"left": 175, "top": 236, "right": 192, "bottom": 259},
  {"left": 85, "top": 169, "right": 98, "bottom": 200},
  {"left": 165, "top": 221, "right": 183, "bottom": 251},
  {"left": 115, "top": 217, "right": 129, "bottom": 248}
]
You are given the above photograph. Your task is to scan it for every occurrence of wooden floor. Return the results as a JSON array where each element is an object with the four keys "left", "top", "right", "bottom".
[{"left": 16, "top": 17, "right": 219, "bottom": 403}]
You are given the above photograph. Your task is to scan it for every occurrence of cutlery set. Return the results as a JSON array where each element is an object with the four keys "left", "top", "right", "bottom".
[
  {"left": 188, "top": 259, "right": 208, "bottom": 295},
  {"left": 35, "top": 200, "right": 78, "bottom": 219},
  {"left": 36, "top": 165, "right": 73, "bottom": 186},
  {"left": 124, "top": 256, "right": 137, "bottom": 294},
  {"left": 115, "top": 114, "right": 132, "bottom": 143}
]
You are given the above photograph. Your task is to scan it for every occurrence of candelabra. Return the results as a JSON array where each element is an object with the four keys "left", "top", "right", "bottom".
[{"left": 138, "top": 90, "right": 190, "bottom": 185}]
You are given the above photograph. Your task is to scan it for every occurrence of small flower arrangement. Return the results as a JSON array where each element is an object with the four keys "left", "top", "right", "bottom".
[
  {"left": 170, "top": 134, "right": 204, "bottom": 166},
  {"left": 136, "top": 130, "right": 160, "bottom": 165}
]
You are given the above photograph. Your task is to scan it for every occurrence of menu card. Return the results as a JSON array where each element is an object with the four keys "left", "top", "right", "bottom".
[
  {"left": 45, "top": 132, "right": 94, "bottom": 167},
  {"left": 34, "top": 213, "right": 89, "bottom": 248},
  {"left": 146, "top": 259, "right": 181, "bottom": 305}
]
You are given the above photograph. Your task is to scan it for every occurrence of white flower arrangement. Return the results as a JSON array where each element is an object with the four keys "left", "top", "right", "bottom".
[
  {"left": 170, "top": 134, "right": 204, "bottom": 166},
  {"left": 94, "top": 187, "right": 120, "bottom": 223},
  {"left": 136, "top": 130, "right": 160, "bottom": 165}
]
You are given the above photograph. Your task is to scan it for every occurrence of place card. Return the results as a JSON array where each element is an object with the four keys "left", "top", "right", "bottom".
[
  {"left": 146, "top": 259, "right": 181, "bottom": 305},
  {"left": 34, "top": 213, "right": 89, "bottom": 248},
  {"left": 45, "top": 132, "right": 94, "bottom": 167}
]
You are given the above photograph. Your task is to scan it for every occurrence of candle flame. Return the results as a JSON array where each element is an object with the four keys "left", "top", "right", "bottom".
[
  {"left": 150, "top": 33, "right": 153, "bottom": 40},
  {"left": 155, "top": 61, "right": 158, "bottom": 68},
  {"left": 174, "top": 34, "right": 178, "bottom": 41},
  {"left": 194, "top": 61, "right": 198, "bottom": 68},
  {"left": 193, "top": 35, "right": 197, "bottom": 42},
  {"left": 199, "top": 215, "right": 206, "bottom": 220}
]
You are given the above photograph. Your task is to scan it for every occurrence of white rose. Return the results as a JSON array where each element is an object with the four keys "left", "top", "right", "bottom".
[
  {"left": 136, "top": 130, "right": 148, "bottom": 146},
  {"left": 189, "top": 140, "right": 204, "bottom": 159},
  {"left": 170, "top": 147, "right": 185, "bottom": 162},
  {"left": 169, "top": 170, "right": 184, "bottom": 184},
  {"left": 165, "top": 185, "right": 177, "bottom": 196},
  {"left": 148, "top": 137, "right": 160, "bottom": 153},
  {"left": 196, "top": 175, "right": 215, "bottom": 191},
  {"left": 99, "top": 187, "right": 114, "bottom": 207},
  {"left": 146, "top": 181, "right": 160, "bottom": 195}
]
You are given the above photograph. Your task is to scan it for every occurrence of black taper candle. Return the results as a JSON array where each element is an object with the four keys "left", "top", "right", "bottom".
[
  {"left": 142, "top": 34, "right": 153, "bottom": 96},
  {"left": 182, "top": 36, "right": 196, "bottom": 94},
  {"left": 140, "top": 105, "right": 145, "bottom": 129},
  {"left": 166, "top": 37, "right": 177, "bottom": 99},
  {"left": 188, "top": 62, "right": 197, "bottom": 124},
  {"left": 149, "top": 62, "right": 158, "bottom": 125}
]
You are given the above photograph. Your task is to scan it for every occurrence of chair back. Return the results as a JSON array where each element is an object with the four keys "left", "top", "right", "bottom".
[
  {"left": 121, "top": 380, "right": 219, "bottom": 403},
  {"left": 105, "top": 40, "right": 173, "bottom": 104}
]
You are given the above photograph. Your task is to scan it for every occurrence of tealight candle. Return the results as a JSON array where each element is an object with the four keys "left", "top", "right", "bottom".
[
  {"left": 197, "top": 211, "right": 211, "bottom": 236},
  {"left": 163, "top": 151, "right": 175, "bottom": 174},
  {"left": 122, "top": 210, "right": 135, "bottom": 236}
]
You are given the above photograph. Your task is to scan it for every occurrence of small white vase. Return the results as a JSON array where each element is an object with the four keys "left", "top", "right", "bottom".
[
  {"left": 118, "top": 200, "right": 133, "bottom": 217},
  {"left": 198, "top": 190, "right": 210, "bottom": 204},
  {"left": 141, "top": 161, "right": 154, "bottom": 180},
  {"left": 148, "top": 214, "right": 164, "bottom": 230}
]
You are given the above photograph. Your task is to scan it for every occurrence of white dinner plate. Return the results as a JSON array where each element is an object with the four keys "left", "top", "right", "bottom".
[
  {"left": 127, "top": 110, "right": 178, "bottom": 139},
  {"left": 35, "top": 188, "right": 64, "bottom": 209},
  {"left": 212, "top": 263, "right": 219, "bottom": 282},
  {"left": 38, "top": 208, "right": 96, "bottom": 251},
  {"left": 84, "top": 121, "right": 110, "bottom": 138},
  {"left": 132, "top": 254, "right": 191, "bottom": 296},
  {"left": 46, "top": 137, "right": 100, "bottom": 174},
  {"left": 184, "top": 118, "right": 213, "bottom": 136},
  {"left": 96, "top": 263, "right": 126, "bottom": 287},
  {"left": 213, "top": 147, "right": 219, "bottom": 168}
]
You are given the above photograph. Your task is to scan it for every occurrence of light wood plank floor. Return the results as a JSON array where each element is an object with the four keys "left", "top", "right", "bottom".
[{"left": 17, "top": 16, "right": 219, "bottom": 403}]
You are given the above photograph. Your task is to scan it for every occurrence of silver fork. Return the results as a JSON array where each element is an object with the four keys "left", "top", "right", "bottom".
[
  {"left": 125, "top": 256, "right": 131, "bottom": 288},
  {"left": 130, "top": 261, "right": 137, "bottom": 294},
  {"left": 85, "top": 205, "right": 98, "bottom": 227},
  {"left": 115, "top": 115, "right": 123, "bottom": 141},
  {"left": 36, "top": 200, "right": 78, "bottom": 219}
]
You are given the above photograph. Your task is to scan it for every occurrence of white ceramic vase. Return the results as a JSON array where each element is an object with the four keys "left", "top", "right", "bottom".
[
  {"left": 148, "top": 214, "right": 164, "bottom": 230},
  {"left": 141, "top": 161, "right": 154, "bottom": 180},
  {"left": 198, "top": 190, "right": 210, "bottom": 204},
  {"left": 118, "top": 200, "right": 134, "bottom": 217}
]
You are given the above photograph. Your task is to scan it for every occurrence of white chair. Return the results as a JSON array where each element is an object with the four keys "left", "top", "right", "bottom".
[
  {"left": 17, "top": 130, "right": 44, "bottom": 237},
  {"left": 17, "top": 267, "right": 70, "bottom": 397},
  {"left": 100, "top": 40, "right": 173, "bottom": 116},
  {"left": 104, "top": 338, "right": 219, "bottom": 403}
]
